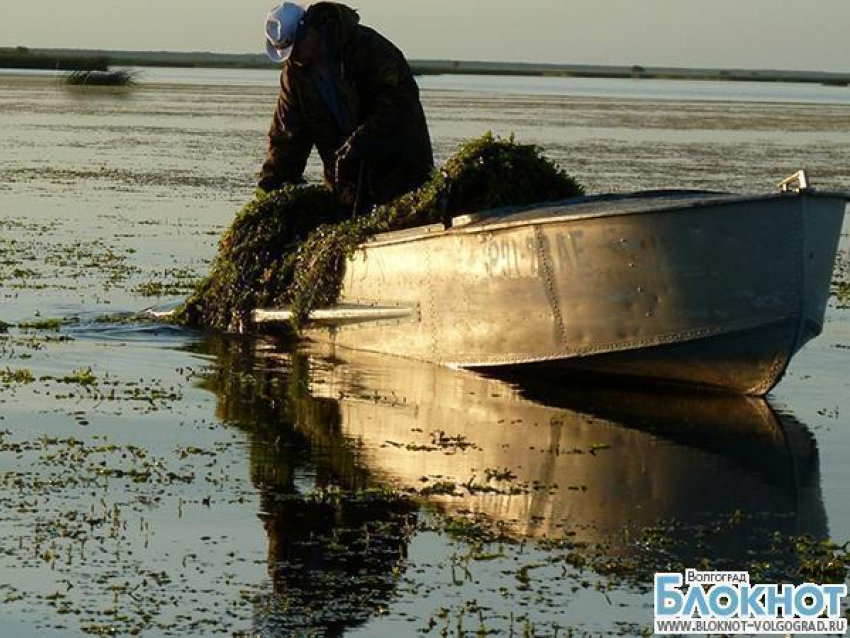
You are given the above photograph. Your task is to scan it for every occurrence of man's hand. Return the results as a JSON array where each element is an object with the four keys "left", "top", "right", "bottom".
[{"left": 334, "top": 137, "right": 361, "bottom": 185}]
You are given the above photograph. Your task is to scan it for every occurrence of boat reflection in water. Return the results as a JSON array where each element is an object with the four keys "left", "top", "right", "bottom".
[{"left": 194, "top": 335, "right": 828, "bottom": 634}]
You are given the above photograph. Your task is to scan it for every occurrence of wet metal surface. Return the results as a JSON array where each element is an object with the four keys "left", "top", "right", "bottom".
[{"left": 326, "top": 193, "right": 845, "bottom": 394}]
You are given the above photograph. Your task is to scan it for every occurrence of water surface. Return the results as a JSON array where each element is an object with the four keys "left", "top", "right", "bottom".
[{"left": 0, "top": 69, "right": 848, "bottom": 636}]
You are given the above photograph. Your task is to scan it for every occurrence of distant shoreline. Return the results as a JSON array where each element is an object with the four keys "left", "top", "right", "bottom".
[{"left": 1, "top": 47, "right": 848, "bottom": 87}]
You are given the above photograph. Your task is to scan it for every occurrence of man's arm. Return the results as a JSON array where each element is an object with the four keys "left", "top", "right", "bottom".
[
  {"left": 342, "top": 28, "right": 424, "bottom": 162},
  {"left": 258, "top": 64, "right": 314, "bottom": 192}
]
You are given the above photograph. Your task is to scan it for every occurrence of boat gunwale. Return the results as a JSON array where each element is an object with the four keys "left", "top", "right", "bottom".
[{"left": 364, "top": 190, "right": 848, "bottom": 249}]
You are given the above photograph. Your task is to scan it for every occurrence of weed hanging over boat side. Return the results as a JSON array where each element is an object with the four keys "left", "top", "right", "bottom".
[
  {"left": 176, "top": 133, "right": 585, "bottom": 332},
  {"left": 285, "top": 133, "right": 584, "bottom": 327},
  {"left": 174, "top": 186, "right": 344, "bottom": 331}
]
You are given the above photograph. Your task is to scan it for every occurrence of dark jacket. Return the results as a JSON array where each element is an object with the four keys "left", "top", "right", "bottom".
[{"left": 258, "top": 2, "right": 434, "bottom": 210}]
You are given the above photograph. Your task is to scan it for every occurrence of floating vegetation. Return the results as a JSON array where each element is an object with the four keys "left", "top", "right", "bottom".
[
  {"left": 64, "top": 69, "right": 137, "bottom": 87},
  {"left": 2, "top": 322, "right": 849, "bottom": 636},
  {"left": 18, "top": 318, "right": 61, "bottom": 331},
  {"left": 834, "top": 281, "right": 850, "bottom": 308},
  {"left": 59, "top": 367, "right": 97, "bottom": 386},
  {"left": 134, "top": 278, "right": 198, "bottom": 298},
  {"left": 0, "top": 217, "right": 146, "bottom": 298},
  {"left": 1, "top": 367, "right": 35, "bottom": 386},
  {"left": 418, "top": 480, "right": 459, "bottom": 497},
  {"left": 176, "top": 133, "right": 584, "bottom": 331},
  {"left": 3, "top": 71, "right": 849, "bottom": 638},
  {"left": 423, "top": 510, "right": 850, "bottom": 595},
  {"left": 792, "top": 535, "right": 850, "bottom": 582},
  {"left": 833, "top": 249, "right": 849, "bottom": 308},
  {"left": 17, "top": 317, "right": 78, "bottom": 331}
]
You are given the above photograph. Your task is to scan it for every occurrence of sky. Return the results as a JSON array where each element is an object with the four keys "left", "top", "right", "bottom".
[{"left": 2, "top": 0, "right": 849, "bottom": 72}]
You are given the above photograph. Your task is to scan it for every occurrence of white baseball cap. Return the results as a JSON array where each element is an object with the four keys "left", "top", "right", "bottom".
[{"left": 265, "top": 2, "right": 306, "bottom": 62}]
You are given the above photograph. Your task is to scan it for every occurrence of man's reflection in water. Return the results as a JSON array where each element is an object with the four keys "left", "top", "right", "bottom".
[
  {"left": 197, "top": 336, "right": 415, "bottom": 636},
  {"left": 192, "top": 334, "right": 832, "bottom": 634}
]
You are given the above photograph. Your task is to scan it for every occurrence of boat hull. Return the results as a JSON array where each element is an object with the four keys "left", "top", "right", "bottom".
[
  {"left": 488, "top": 320, "right": 798, "bottom": 395},
  {"left": 297, "top": 191, "right": 845, "bottom": 395}
]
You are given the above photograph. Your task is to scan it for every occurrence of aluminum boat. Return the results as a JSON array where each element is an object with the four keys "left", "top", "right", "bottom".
[{"left": 253, "top": 173, "right": 846, "bottom": 395}]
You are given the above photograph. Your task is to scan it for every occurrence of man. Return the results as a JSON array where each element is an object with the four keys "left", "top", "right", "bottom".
[{"left": 259, "top": 2, "right": 434, "bottom": 213}]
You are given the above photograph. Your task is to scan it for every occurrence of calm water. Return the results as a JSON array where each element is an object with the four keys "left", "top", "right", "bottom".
[
  {"left": 89, "top": 67, "right": 850, "bottom": 105},
  {"left": 0, "top": 69, "right": 848, "bottom": 636}
]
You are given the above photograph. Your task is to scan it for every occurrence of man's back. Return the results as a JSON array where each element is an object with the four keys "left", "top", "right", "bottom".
[{"left": 259, "top": 2, "right": 433, "bottom": 210}]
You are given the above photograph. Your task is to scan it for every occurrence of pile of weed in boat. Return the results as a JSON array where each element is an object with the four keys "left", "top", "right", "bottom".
[
  {"left": 175, "top": 185, "right": 344, "bottom": 331},
  {"left": 175, "top": 133, "right": 584, "bottom": 331}
]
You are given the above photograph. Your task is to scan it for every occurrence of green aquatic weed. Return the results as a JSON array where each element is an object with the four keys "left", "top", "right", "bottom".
[
  {"left": 18, "top": 318, "right": 64, "bottom": 331},
  {"left": 1, "top": 367, "right": 35, "bottom": 385},
  {"left": 833, "top": 281, "right": 850, "bottom": 307},
  {"left": 60, "top": 367, "right": 97, "bottom": 386},
  {"left": 173, "top": 185, "right": 344, "bottom": 331},
  {"left": 176, "top": 133, "right": 584, "bottom": 332}
]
